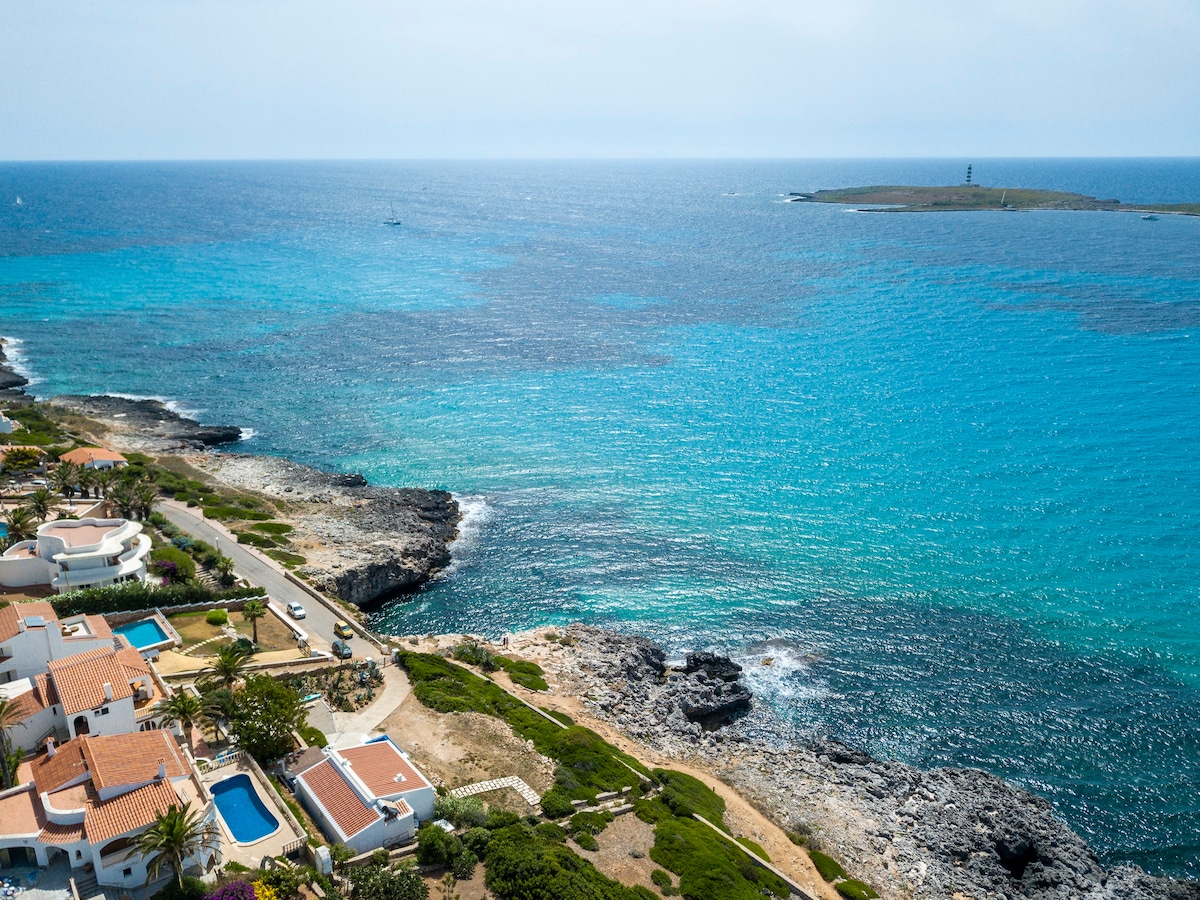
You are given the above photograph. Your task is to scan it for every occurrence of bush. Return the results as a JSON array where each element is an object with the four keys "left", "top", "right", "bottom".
[
  {"left": 539, "top": 787, "right": 576, "bottom": 820},
  {"left": 299, "top": 724, "right": 328, "bottom": 748},
  {"left": 651, "top": 868, "right": 676, "bottom": 895},
  {"left": 253, "top": 522, "right": 294, "bottom": 535},
  {"left": 483, "top": 823, "right": 647, "bottom": 900},
  {"left": 150, "top": 545, "right": 197, "bottom": 582},
  {"left": 234, "top": 530, "right": 276, "bottom": 548},
  {"left": 835, "top": 881, "right": 879, "bottom": 900},
  {"left": 207, "top": 882, "right": 255, "bottom": 900},
  {"left": 451, "top": 642, "right": 497, "bottom": 671},
  {"left": 649, "top": 815, "right": 790, "bottom": 900},
  {"left": 451, "top": 848, "right": 478, "bottom": 880},
  {"left": 569, "top": 811, "right": 613, "bottom": 837},
  {"left": 206, "top": 608, "right": 229, "bottom": 626},
  {"left": 266, "top": 549, "right": 306, "bottom": 566},
  {"left": 655, "top": 769, "right": 726, "bottom": 825},
  {"left": 574, "top": 832, "right": 599, "bottom": 851},
  {"left": 417, "top": 823, "right": 462, "bottom": 867},
  {"left": 155, "top": 876, "right": 206, "bottom": 900},
  {"left": 485, "top": 809, "right": 521, "bottom": 831},
  {"left": 51, "top": 582, "right": 263, "bottom": 617},
  {"left": 434, "top": 794, "right": 488, "bottom": 829},
  {"left": 204, "top": 506, "right": 273, "bottom": 521},
  {"left": 462, "top": 826, "right": 492, "bottom": 856},
  {"left": 533, "top": 821, "right": 566, "bottom": 842},
  {"left": 809, "top": 850, "right": 847, "bottom": 883},
  {"left": 495, "top": 655, "right": 549, "bottom": 691},
  {"left": 735, "top": 837, "right": 769, "bottom": 861}
]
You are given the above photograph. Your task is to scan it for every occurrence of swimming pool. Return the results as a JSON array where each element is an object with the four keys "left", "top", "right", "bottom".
[
  {"left": 113, "top": 617, "right": 170, "bottom": 649},
  {"left": 211, "top": 773, "right": 279, "bottom": 843}
]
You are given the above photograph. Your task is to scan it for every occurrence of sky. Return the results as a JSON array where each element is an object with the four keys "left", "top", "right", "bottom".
[{"left": 1, "top": 0, "right": 1198, "bottom": 159}]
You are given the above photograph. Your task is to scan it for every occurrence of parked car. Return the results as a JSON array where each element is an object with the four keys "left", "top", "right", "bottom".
[
  {"left": 331, "top": 639, "right": 353, "bottom": 660},
  {"left": 286, "top": 601, "right": 306, "bottom": 620},
  {"left": 333, "top": 621, "right": 354, "bottom": 640}
]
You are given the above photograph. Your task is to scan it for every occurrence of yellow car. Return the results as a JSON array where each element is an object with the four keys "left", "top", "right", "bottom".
[{"left": 334, "top": 621, "right": 354, "bottom": 640}]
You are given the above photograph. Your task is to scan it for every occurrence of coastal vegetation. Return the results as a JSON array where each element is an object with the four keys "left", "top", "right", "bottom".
[{"left": 51, "top": 580, "right": 265, "bottom": 616}]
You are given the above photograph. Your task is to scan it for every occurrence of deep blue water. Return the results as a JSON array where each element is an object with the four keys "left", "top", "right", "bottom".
[{"left": 2, "top": 160, "right": 1199, "bottom": 876}]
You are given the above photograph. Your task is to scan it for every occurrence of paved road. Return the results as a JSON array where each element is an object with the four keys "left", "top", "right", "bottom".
[{"left": 154, "top": 502, "right": 348, "bottom": 654}]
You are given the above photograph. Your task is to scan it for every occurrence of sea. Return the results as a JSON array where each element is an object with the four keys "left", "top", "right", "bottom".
[{"left": 1, "top": 159, "right": 1198, "bottom": 877}]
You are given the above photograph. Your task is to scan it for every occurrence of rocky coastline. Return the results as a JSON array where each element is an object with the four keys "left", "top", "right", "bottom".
[
  {"left": 0, "top": 338, "right": 31, "bottom": 401},
  {"left": 49, "top": 394, "right": 243, "bottom": 450},
  {"left": 524, "top": 626, "right": 1200, "bottom": 900},
  {"left": 187, "top": 453, "right": 460, "bottom": 606}
]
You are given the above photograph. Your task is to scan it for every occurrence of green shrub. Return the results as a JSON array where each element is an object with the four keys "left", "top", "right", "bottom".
[
  {"left": 785, "top": 831, "right": 806, "bottom": 846},
  {"left": 451, "top": 848, "right": 478, "bottom": 880},
  {"left": 253, "top": 522, "right": 294, "bottom": 535},
  {"left": 835, "top": 880, "right": 879, "bottom": 900},
  {"left": 574, "top": 832, "right": 599, "bottom": 851},
  {"left": 495, "top": 655, "right": 549, "bottom": 691},
  {"left": 569, "top": 811, "right": 613, "bottom": 837},
  {"left": 462, "top": 826, "right": 492, "bottom": 856},
  {"left": 632, "top": 889, "right": 658, "bottom": 900},
  {"left": 267, "top": 549, "right": 307, "bottom": 566},
  {"left": 206, "top": 608, "right": 229, "bottom": 626},
  {"left": 149, "top": 545, "right": 197, "bottom": 582},
  {"left": 651, "top": 868, "right": 677, "bottom": 895},
  {"left": 435, "top": 795, "right": 488, "bottom": 829},
  {"left": 51, "top": 582, "right": 264, "bottom": 618},
  {"left": 299, "top": 724, "right": 328, "bottom": 748},
  {"left": 485, "top": 809, "right": 521, "bottom": 831},
  {"left": 153, "top": 876, "right": 206, "bottom": 900},
  {"left": 539, "top": 787, "right": 577, "bottom": 820},
  {"left": 649, "top": 816, "right": 789, "bottom": 900},
  {"left": 203, "top": 505, "right": 273, "bottom": 521},
  {"left": 809, "top": 851, "right": 847, "bottom": 883},
  {"left": 654, "top": 769, "right": 726, "bottom": 826},
  {"left": 533, "top": 821, "right": 566, "bottom": 843},
  {"left": 735, "top": 837, "right": 769, "bottom": 861},
  {"left": 483, "top": 822, "right": 648, "bottom": 900},
  {"left": 542, "top": 707, "right": 574, "bottom": 726},
  {"left": 451, "top": 641, "right": 497, "bottom": 671},
  {"left": 233, "top": 530, "right": 276, "bottom": 548},
  {"left": 417, "top": 823, "right": 462, "bottom": 867}
]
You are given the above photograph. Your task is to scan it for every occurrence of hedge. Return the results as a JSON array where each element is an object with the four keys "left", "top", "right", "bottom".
[{"left": 52, "top": 582, "right": 264, "bottom": 617}]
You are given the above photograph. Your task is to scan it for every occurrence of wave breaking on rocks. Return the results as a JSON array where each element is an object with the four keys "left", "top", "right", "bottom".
[{"left": 533, "top": 626, "right": 1200, "bottom": 900}]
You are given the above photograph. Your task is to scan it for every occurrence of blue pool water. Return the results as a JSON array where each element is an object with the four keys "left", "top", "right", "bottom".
[
  {"left": 2, "top": 160, "right": 1200, "bottom": 876},
  {"left": 211, "top": 773, "right": 279, "bottom": 843},
  {"left": 113, "top": 618, "right": 169, "bottom": 649}
]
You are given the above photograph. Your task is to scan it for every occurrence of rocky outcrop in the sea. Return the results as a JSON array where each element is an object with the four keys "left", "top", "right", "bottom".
[
  {"left": 50, "top": 395, "right": 242, "bottom": 450},
  {"left": 541, "top": 626, "right": 1200, "bottom": 900},
  {"left": 0, "top": 339, "right": 30, "bottom": 401},
  {"left": 191, "top": 454, "right": 459, "bottom": 607}
]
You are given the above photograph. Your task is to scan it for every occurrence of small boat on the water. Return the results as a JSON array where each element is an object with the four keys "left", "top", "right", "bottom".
[
  {"left": 1142, "top": 214, "right": 1159, "bottom": 221},
  {"left": 384, "top": 204, "right": 402, "bottom": 226}
]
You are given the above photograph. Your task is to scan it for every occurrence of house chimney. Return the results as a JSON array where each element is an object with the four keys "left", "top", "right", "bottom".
[
  {"left": 157, "top": 759, "right": 166, "bottom": 780},
  {"left": 103, "top": 682, "right": 113, "bottom": 701},
  {"left": 17, "top": 620, "right": 24, "bottom": 634},
  {"left": 46, "top": 737, "right": 56, "bottom": 757}
]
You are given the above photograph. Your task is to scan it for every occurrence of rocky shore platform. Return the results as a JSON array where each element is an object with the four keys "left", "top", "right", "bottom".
[
  {"left": 186, "top": 453, "right": 460, "bottom": 606},
  {"left": 0, "top": 338, "right": 31, "bottom": 401},
  {"left": 520, "top": 626, "right": 1200, "bottom": 900},
  {"left": 49, "top": 394, "right": 243, "bottom": 450}
]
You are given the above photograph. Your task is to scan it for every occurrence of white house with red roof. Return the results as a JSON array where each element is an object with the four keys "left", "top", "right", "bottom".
[
  {"left": 0, "top": 517, "right": 151, "bottom": 592},
  {"left": 0, "top": 602, "right": 115, "bottom": 684},
  {"left": 0, "top": 730, "right": 218, "bottom": 889},
  {"left": 57, "top": 448, "right": 127, "bottom": 470},
  {"left": 290, "top": 737, "right": 435, "bottom": 855}
]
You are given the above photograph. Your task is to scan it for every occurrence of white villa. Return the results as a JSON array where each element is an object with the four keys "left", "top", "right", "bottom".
[
  {"left": 0, "top": 517, "right": 151, "bottom": 593},
  {"left": 56, "top": 448, "right": 127, "bottom": 470},
  {"left": 290, "top": 738, "right": 435, "bottom": 855},
  {"left": 0, "top": 730, "right": 219, "bottom": 889}
]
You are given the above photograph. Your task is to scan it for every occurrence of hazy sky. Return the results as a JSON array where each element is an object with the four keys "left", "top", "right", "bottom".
[{"left": 2, "top": 0, "right": 1198, "bottom": 159}]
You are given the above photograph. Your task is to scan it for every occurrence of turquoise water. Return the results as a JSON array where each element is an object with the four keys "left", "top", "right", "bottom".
[
  {"left": 113, "top": 617, "right": 169, "bottom": 649},
  {"left": 1, "top": 160, "right": 1199, "bottom": 875},
  {"left": 211, "top": 773, "right": 279, "bottom": 843}
]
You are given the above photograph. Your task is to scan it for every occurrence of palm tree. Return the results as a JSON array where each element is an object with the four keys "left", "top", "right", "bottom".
[
  {"left": 21, "top": 488, "right": 56, "bottom": 523},
  {"left": 0, "top": 697, "right": 23, "bottom": 790},
  {"left": 92, "top": 467, "right": 115, "bottom": 499},
  {"left": 106, "top": 481, "right": 137, "bottom": 519},
  {"left": 50, "top": 460, "right": 80, "bottom": 500},
  {"left": 154, "top": 690, "right": 208, "bottom": 751},
  {"left": 135, "top": 483, "right": 159, "bottom": 520},
  {"left": 241, "top": 600, "right": 266, "bottom": 646},
  {"left": 2, "top": 507, "right": 37, "bottom": 547},
  {"left": 77, "top": 466, "right": 96, "bottom": 500},
  {"left": 126, "top": 801, "right": 218, "bottom": 888},
  {"left": 203, "top": 643, "right": 250, "bottom": 691}
]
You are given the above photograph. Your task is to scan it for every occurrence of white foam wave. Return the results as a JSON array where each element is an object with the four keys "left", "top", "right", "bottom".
[
  {"left": 238, "top": 428, "right": 258, "bottom": 442},
  {"left": 0, "top": 335, "right": 41, "bottom": 388},
  {"left": 445, "top": 494, "right": 493, "bottom": 573},
  {"left": 734, "top": 642, "right": 832, "bottom": 706}
]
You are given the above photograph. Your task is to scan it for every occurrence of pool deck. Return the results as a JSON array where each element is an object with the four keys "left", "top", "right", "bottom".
[{"left": 200, "top": 756, "right": 307, "bottom": 868}]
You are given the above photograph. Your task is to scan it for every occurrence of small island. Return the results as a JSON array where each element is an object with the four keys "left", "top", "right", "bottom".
[{"left": 789, "top": 185, "right": 1200, "bottom": 216}]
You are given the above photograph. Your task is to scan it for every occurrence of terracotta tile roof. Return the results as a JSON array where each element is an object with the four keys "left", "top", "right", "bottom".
[
  {"left": 299, "top": 759, "right": 379, "bottom": 839},
  {"left": 289, "top": 746, "right": 327, "bottom": 776},
  {"left": 84, "top": 778, "right": 180, "bottom": 844},
  {"left": 116, "top": 643, "right": 150, "bottom": 675},
  {"left": 78, "top": 616, "right": 114, "bottom": 639},
  {"left": 10, "top": 672, "right": 58, "bottom": 722},
  {"left": 59, "top": 448, "right": 127, "bottom": 466},
  {"left": 0, "top": 602, "right": 58, "bottom": 642},
  {"left": 339, "top": 741, "right": 431, "bottom": 798},
  {"left": 32, "top": 741, "right": 89, "bottom": 795},
  {"left": 47, "top": 646, "right": 135, "bottom": 715},
  {"left": 82, "top": 731, "right": 187, "bottom": 790},
  {"left": 38, "top": 820, "right": 84, "bottom": 844},
  {"left": 0, "top": 788, "right": 44, "bottom": 838}
]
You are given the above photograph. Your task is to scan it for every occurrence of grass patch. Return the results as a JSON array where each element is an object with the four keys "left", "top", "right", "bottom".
[
  {"left": 648, "top": 814, "right": 789, "bottom": 900},
  {"left": 483, "top": 822, "right": 650, "bottom": 900},
  {"left": 203, "top": 505, "right": 274, "bottom": 522},
  {"left": 266, "top": 548, "right": 307, "bottom": 567},
  {"left": 735, "top": 837, "right": 769, "bottom": 862},
  {"left": 809, "top": 850, "right": 847, "bottom": 883},
  {"left": 252, "top": 522, "right": 294, "bottom": 535},
  {"left": 835, "top": 880, "right": 879, "bottom": 900},
  {"left": 233, "top": 530, "right": 277, "bottom": 548},
  {"left": 654, "top": 769, "right": 727, "bottom": 828},
  {"left": 496, "top": 655, "right": 549, "bottom": 691}
]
